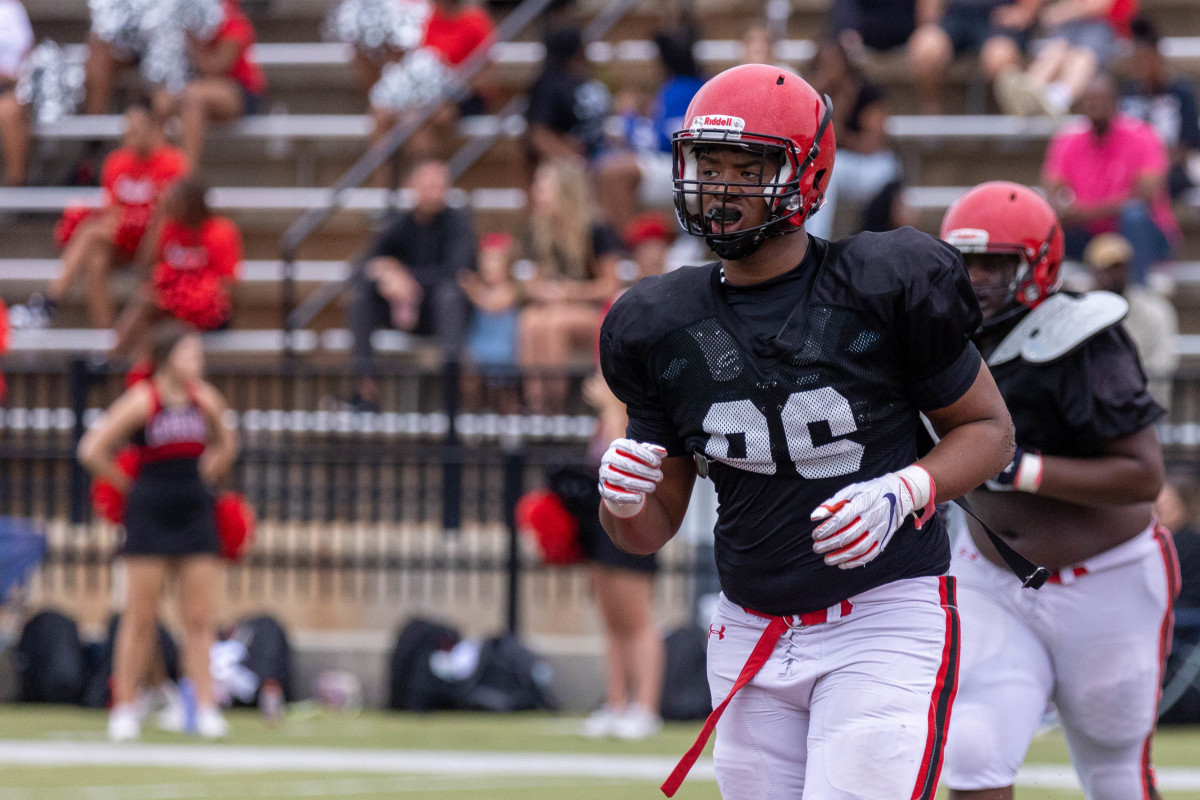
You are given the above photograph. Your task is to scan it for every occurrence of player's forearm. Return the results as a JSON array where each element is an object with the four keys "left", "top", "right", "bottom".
[
  {"left": 1035, "top": 453, "right": 1163, "bottom": 505},
  {"left": 599, "top": 497, "right": 676, "bottom": 555},
  {"left": 920, "top": 416, "right": 1015, "bottom": 502}
]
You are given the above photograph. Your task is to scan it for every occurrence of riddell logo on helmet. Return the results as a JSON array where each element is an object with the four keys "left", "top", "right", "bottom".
[
  {"left": 691, "top": 115, "right": 746, "bottom": 138},
  {"left": 945, "top": 228, "right": 990, "bottom": 252}
]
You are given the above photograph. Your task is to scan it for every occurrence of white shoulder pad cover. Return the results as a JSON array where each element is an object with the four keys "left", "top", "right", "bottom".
[{"left": 987, "top": 291, "right": 1128, "bottom": 366}]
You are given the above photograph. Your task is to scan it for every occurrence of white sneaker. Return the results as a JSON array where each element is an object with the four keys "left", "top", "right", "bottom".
[
  {"left": 107, "top": 704, "right": 141, "bottom": 742},
  {"left": 156, "top": 687, "right": 187, "bottom": 733},
  {"left": 581, "top": 705, "right": 622, "bottom": 738},
  {"left": 612, "top": 704, "right": 663, "bottom": 740},
  {"left": 196, "top": 707, "right": 229, "bottom": 739}
]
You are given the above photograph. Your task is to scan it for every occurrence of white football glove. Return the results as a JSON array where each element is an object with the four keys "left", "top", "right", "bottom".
[
  {"left": 810, "top": 465, "right": 934, "bottom": 569},
  {"left": 598, "top": 438, "right": 668, "bottom": 518}
]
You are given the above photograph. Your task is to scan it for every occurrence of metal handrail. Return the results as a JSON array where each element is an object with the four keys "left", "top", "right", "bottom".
[
  {"left": 277, "top": 0, "right": 561, "bottom": 343},
  {"left": 283, "top": 0, "right": 644, "bottom": 335}
]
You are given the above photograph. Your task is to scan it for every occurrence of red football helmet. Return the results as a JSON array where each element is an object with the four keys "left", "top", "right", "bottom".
[
  {"left": 672, "top": 64, "right": 836, "bottom": 259},
  {"left": 940, "top": 181, "right": 1064, "bottom": 310}
]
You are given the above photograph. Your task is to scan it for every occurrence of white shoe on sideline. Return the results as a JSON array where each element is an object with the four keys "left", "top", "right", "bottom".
[
  {"left": 581, "top": 705, "right": 622, "bottom": 738},
  {"left": 156, "top": 688, "right": 187, "bottom": 733},
  {"left": 107, "top": 705, "right": 141, "bottom": 742},
  {"left": 612, "top": 704, "right": 663, "bottom": 740},
  {"left": 196, "top": 707, "right": 229, "bottom": 739}
]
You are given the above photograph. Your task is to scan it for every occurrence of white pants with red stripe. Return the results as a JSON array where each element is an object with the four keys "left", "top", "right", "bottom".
[
  {"left": 706, "top": 576, "right": 959, "bottom": 800},
  {"left": 943, "top": 524, "right": 1179, "bottom": 798}
]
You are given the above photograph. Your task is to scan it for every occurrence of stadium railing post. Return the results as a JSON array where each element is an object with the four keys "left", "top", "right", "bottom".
[
  {"left": 502, "top": 446, "right": 524, "bottom": 635},
  {"left": 67, "top": 357, "right": 92, "bottom": 525}
]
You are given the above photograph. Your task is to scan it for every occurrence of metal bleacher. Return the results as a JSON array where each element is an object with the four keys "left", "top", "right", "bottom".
[{"left": 6, "top": 0, "right": 1200, "bottom": 341}]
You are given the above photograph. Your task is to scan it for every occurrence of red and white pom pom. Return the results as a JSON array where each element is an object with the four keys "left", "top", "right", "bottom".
[
  {"left": 515, "top": 489, "right": 585, "bottom": 566},
  {"left": 215, "top": 491, "right": 256, "bottom": 561},
  {"left": 90, "top": 445, "right": 142, "bottom": 524}
]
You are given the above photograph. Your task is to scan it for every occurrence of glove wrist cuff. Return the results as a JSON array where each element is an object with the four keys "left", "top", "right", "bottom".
[
  {"left": 604, "top": 495, "right": 646, "bottom": 519},
  {"left": 895, "top": 465, "right": 936, "bottom": 529},
  {"left": 1014, "top": 452, "right": 1043, "bottom": 493}
]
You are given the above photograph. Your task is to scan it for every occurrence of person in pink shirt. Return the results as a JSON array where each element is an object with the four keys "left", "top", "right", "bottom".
[{"left": 1043, "top": 74, "right": 1178, "bottom": 284}]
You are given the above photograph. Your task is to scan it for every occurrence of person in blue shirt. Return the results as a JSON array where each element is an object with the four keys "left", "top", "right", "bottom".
[{"left": 596, "top": 26, "right": 705, "bottom": 232}]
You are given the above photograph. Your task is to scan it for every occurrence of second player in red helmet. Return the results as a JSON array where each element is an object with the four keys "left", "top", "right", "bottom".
[
  {"left": 598, "top": 64, "right": 1015, "bottom": 797},
  {"left": 939, "top": 182, "right": 1175, "bottom": 800}
]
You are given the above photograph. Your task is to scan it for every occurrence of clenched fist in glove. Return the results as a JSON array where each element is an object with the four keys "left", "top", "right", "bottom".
[
  {"left": 598, "top": 439, "right": 668, "bottom": 518},
  {"left": 810, "top": 465, "right": 936, "bottom": 569}
]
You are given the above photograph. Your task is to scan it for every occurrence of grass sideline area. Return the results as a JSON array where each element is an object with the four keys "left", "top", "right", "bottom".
[{"left": 0, "top": 706, "right": 1196, "bottom": 799}]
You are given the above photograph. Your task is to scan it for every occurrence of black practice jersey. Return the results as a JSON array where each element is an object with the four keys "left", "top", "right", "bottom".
[
  {"left": 979, "top": 313, "right": 1164, "bottom": 458},
  {"left": 600, "top": 229, "right": 983, "bottom": 615}
]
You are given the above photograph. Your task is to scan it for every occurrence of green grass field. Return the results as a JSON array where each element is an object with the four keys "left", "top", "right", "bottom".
[{"left": 0, "top": 706, "right": 1196, "bottom": 799}]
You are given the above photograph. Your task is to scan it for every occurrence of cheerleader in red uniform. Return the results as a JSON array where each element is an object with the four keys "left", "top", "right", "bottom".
[
  {"left": 47, "top": 98, "right": 189, "bottom": 329},
  {"left": 156, "top": 0, "right": 267, "bottom": 166},
  {"left": 113, "top": 177, "right": 241, "bottom": 357},
  {"left": 78, "top": 320, "right": 238, "bottom": 741}
]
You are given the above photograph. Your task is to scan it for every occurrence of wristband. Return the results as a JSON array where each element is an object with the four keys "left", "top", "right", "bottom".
[
  {"left": 1014, "top": 452, "right": 1043, "bottom": 493},
  {"left": 604, "top": 495, "right": 646, "bottom": 519},
  {"left": 895, "top": 464, "right": 936, "bottom": 529}
]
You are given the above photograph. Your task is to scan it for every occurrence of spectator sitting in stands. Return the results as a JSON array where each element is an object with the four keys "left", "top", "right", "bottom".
[
  {"left": 113, "top": 177, "right": 242, "bottom": 356},
  {"left": 524, "top": 26, "right": 612, "bottom": 181},
  {"left": 1120, "top": 16, "right": 1200, "bottom": 200},
  {"left": 1043, "top": 74, "right": 1179, "bottom": 285},
  {"left": 369, "top": 0, "right": 493, "bottom": 185},
  {"left": 347, "top": 159, "right": 476, "bottom": 411},
  {"left": 1083, "top": 232, "right": 1178, "bottom": 410},
  {"left": 518, "top": 158, "right": 622, "bottom": 414},
  {"left": 828, "top": 0, "right": 917, "bottom": 54},
  {"left": 1158, "top": 483, "right": 1200, "bottom": 612},
  {"left": 459, "top": 231, "right": 519, "bottom": 413},
  {"left": 741, "top": 18, "right": 784, "bottom": 67},
  {"left": 595, "top": 27, "right": 703, "bottom": 232},
  {"left": 0, "top": 0, "right": 32, "bottom": 187},
  {"left": 907, "top": 0, "right": 1034, "bottom": 115},
  {"left": 623, "top": 211, "right": 674, "bottom": 282},
  {"left": 1156, "top": 481, "right": 1200, "bottom": 725},
  {"left": 154, "top": 0, "right": 267, "bottom": 166},
  {"left": 324, "top": 0, "right": 431, "bottom": 94},
  {"left": 83, "top": 0, "right": 144, "bottom": 115},
  {"left": 806, "top": 39, "right": 901, "bottom": 242},
  {"left": 993, "top": 0, "right": 1134, "bottom": 116},
  {"left": 860, "top": 178, "right": 918, "bottom": 233},
  {"left": 44, "top": 99, "right": 189, "bottom": 329}
]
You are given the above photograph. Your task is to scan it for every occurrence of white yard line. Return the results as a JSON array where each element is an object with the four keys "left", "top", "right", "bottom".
[
  {"left": 0, "top": 740, "right": 1199, "bottom": 792},
  {"left": 0, "top": 774, "right": 632, "bottom": 800},
  {"left": 0, "top": 740, "right": 713, "bottom": 782}
]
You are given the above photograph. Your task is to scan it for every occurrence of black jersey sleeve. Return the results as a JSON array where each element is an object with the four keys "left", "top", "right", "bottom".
[
  {"left": 900, "top": 237, "right": 983, "bottom": 410},
  {"left": 599, "top": 286, "right": 688, "bottom": 455},
  {"left": 1060, "top": 326, "right": 1165, "bottom": 446}
]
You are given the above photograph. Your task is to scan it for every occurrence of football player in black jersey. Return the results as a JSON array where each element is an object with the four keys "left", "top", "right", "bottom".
[
  {"left": 597, "top": 64, "right": 1015, "bottom": 799},
  {"left": 939, "top": 182, "right": 1177, "bottom": 800}
]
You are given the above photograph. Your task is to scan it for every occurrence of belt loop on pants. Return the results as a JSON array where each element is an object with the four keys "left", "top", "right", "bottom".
[{"left": 660, "top": 599, "right": 854, "bottom": 797}]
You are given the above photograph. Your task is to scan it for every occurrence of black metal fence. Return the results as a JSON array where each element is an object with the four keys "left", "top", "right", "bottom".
[
  {"left": 9, "top": 357, "right": 1200, "bottom": 634},
  {"left": 0, "top": 358, "right": 701, "bottom": 635}
]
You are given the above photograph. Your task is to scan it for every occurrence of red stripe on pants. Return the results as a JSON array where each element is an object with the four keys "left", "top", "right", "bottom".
[
  {"left": 910, "top": 576, "right": 960, "bottom": 800},
  {"left": 1143, "top": 526, "right": 1180, "bottom": 800}
]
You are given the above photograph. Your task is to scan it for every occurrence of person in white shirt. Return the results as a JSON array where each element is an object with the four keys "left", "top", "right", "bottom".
[{"left": 0, "top": 0, "right": 33, "bottom": 185}]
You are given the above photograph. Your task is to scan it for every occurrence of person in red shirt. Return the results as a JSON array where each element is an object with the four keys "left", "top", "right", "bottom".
[
  {"left": 156, "top": 0, "right": 267, "bottom": 165},
  {"left": 114, "top": 177, "right": 242, "bottom": 356},
  {"left": 367, "top": 0, "right": 494, "bottom": 183},
  {"left": 46, "top": 99, "right": 189, "bottom": 329}
]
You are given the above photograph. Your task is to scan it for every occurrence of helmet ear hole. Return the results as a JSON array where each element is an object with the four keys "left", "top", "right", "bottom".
[{"left": 812, "top": 169, "right": 826, "bottom": 193}]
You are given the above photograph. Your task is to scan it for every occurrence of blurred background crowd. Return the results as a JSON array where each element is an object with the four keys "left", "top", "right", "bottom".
[{"left": 0, "top": 0, "right": 1199, "bottom": 735}]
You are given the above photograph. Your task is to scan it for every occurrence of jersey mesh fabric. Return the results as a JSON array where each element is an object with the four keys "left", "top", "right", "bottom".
[{"left": 603, "top": 229, "right": 982, "bottom": 614}]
